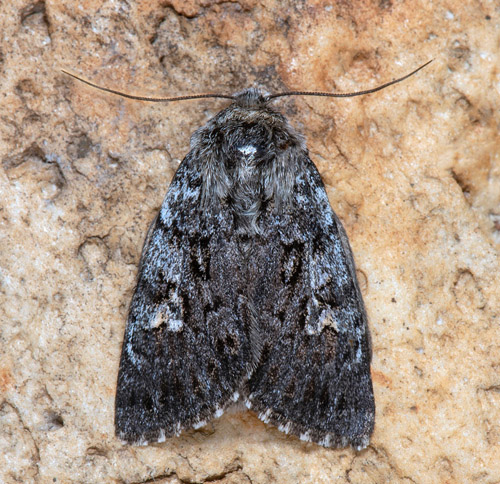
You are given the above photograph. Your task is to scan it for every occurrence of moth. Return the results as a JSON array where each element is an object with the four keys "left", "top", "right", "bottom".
[{"left": 64, "top": 61, "right": 430, "bottom": 449}]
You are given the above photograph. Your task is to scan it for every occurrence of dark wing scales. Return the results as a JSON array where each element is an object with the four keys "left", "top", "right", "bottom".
[
  {"left": 246, "top": 155, "right": 374, "bottom": 449},
  {"left": 115, "top": 154, "right": 253, "bottom": 444}
]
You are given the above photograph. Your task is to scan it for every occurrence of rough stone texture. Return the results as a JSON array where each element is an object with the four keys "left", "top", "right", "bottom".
[{"left": 0, "top": 0, "right": 499, "bottom": 483}]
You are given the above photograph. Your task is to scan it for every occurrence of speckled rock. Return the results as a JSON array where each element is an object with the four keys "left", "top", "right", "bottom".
[{"left": 0, "top": 1, "right": 499, "bottom": 483}]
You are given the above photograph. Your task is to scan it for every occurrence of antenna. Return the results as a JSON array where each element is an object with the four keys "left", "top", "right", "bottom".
[
  {"left": 266, "top": 60, "right": 433, "bottom": 101},
  {"left": 60, "top": 70, "right": 234, "bottom": 103},
  {"left": 61, "top": 60, "right": 432, "bottom": 104}
]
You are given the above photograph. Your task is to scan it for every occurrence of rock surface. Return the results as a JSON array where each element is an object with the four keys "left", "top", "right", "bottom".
[{"left": 0, "top": 0, "right": 499, "bottom": 483}]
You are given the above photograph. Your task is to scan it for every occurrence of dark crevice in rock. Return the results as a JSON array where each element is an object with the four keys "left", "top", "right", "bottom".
[{"left": 450, "top": 169, "right": 471, "bottom": 200}]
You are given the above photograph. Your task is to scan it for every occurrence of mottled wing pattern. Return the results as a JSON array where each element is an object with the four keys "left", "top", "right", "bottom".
[
  {"left": 115, "top": 154, "right": 253, "bottom": 444},
  {"left": 246, "top": 155, "right": 374, "bottom": 449}
]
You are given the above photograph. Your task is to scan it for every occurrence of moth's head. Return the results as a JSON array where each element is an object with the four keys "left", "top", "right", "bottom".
[
  {"left": 232, "top": 88, "right": 269, "bottom": 108},
  {"left": 190, "top": 86, "right": 304, "bottom": 159}
]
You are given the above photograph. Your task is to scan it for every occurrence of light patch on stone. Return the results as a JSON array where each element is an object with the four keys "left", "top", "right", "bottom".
[
  {"left": 299, "top": 431, "right": 311, "bottom": 442},
  {"left": 215, "top": 407, "right": 224, "bottom": 418}
]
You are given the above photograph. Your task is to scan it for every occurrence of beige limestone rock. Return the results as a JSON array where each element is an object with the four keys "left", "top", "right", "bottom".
[{"left": 0, "top": 0, "right": 499, "bottom": 483}]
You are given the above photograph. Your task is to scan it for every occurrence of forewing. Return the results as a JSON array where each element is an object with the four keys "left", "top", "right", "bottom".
[
  {"left": 246, "top": 156, "right": 374, "bottom": 449},
  {"left": 115, "top": 154, "right": 253, "bottom": 444}
]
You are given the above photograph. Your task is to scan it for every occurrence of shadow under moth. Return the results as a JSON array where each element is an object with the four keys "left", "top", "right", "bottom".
[{"left": 64, "top": 60, "right": 430, "bottom": 450}]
